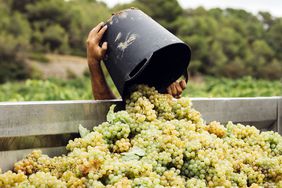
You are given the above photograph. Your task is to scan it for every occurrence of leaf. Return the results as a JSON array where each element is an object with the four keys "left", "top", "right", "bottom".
[
  {"left": 78, "top": 124, "right": 90, "bottom": 138},
  {"left": 130, "top": 147, "right": 146, "bottom": 157},
  {"left": 121, "top": 147, "right": 145, "bottom": 161},
  {"left": 106, "top": 105, "right": 116, "bottom": 123},
  {"left": 121, "top": 153, "right": 140, "bottom": 161},
  {"left": 106, "top": 105, "right": 133, "bottom": 124}
]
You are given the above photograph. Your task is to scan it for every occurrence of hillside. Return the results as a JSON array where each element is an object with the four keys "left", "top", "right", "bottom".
[{"left": 27, "top": 54, "right": 88, "bottom": 80}]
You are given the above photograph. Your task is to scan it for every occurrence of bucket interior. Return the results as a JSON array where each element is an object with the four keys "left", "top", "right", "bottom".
[{"left": 125, "top": 43, "right": 190, "bottom": 96}]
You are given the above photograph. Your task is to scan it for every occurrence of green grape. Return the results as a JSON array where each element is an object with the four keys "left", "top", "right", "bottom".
[
  {"left": 0, "top": 85, "right": 281, "bottom": 187},
  {"left": 0, "top": 171, "right": 27, "bottom": 187}
]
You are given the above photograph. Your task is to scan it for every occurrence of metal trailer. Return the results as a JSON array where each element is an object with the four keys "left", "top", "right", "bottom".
[{"left": 0, "top": 97, "right": 281, "bottom": 172}]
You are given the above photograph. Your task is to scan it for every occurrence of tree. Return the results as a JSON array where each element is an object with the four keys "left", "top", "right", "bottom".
[
  {"left": 258, "top": 11, "right": 274, "bottom": 28},
  {"left": 266, "top": 18, "right": 282, "bottom": 59},
  {"left": 10, "top": 0, "right": 37, "bottom": 12},
  {"left": 136, "top": 0, "right": 182, "bottom": 22},
  {"left": 0, "top": 3, "right": 31, "bottom": 82},
  {"left": 113, "top": 0, "right": 182, "bottom": 32},
  {"left": 7, "top": 0, "right": 111, "bottom": 55},
  {"left": 176, "top": 7, "right": 281, "bottom": 79},
  {"left": 25, "top": 0, "right": 73, "bottom": 28},
  {"left": 67, "top": 0, "right": 111, "bottom": 55},
  {"left": 42, "top": 24, "right": 69, "bottom": 52},
  {"left": 1, "top": 0, "right": 281, "bottom": 81}
]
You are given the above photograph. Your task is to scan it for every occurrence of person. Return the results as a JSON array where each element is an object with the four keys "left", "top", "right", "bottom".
[{"left": 86, "top": 22, "right": 187, "bottom": 100}]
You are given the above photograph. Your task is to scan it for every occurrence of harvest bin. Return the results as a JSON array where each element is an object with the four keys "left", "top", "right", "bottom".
[{"left": 0, "top": 97, "right": 281, "bottom": 171}]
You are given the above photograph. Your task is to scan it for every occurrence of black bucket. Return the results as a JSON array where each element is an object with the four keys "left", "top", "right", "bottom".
[{"left": 102, "top": 8, "right": 191, "bottom": 97}]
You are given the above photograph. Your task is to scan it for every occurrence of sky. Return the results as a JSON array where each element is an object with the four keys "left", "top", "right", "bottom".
[{"left": 99, "top": 0, "right": 282, "bottom": 17}]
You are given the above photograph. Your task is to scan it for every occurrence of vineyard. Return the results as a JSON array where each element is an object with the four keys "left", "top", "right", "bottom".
[
  {"left": 184, "top": 77, "right": 282, "bottom": 97},
  {"left": 0, "top": 76, "right": 280, "bottom": 102}
]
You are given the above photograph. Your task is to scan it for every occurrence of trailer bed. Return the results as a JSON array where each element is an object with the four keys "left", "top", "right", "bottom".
[{"left": 0, "top": 97, "right": 281, "bottom": 171}]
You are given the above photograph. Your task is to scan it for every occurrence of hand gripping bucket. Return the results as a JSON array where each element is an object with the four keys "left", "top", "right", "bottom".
[{"left": 101, "top": 8, "right": 191, "bottom": 97}]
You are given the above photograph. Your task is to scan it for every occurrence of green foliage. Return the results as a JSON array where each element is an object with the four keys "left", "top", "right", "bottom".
[
  {"left": 67, "top": 0, "right": 111, "bottom": 55},
  {"left": 0, "top": 3, "right": 31, "bottom": 82},
  {"left": 136, "top": 0, "right": 182, "bottom": 31},
  {"left": 0, "top": 0, "right": 281, "bottom": 83},
  {"left": 7, "top": 0, "right": 110, "bottom": 56},
  {"left": 113, "top": 3, "right": 282, "bottom": 80},
  {"left": 175, "top": 8, "right": 282, "bottom": 79},
  {"left": 0, "top": 76, "right": 280, "bottom": 102},
  {"left": 0, "top": 0, "right": 110, "bottom": 82},
  {"left": 10, "top": 0, "right": 37, "bottom": 12},
  {"left": 113, "top": 0, "right": 182, "bottom": 32},
  {"left": 266, "top": 18, "right": 282, "bottom": 60},
  {"left": 42, "top": 24, "right": 69, "bottom": 52},
  {"left": 0, "top": 78, "right": 92, "bottom": 101},
  {"left": 184, "top": 76, "right": 282, "bottom": 97}
]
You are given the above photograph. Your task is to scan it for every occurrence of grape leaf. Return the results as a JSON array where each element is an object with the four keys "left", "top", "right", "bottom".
[
  {"left": 121, "top": 153, "right": 140, "bottom": 161},
  {"left": 78, "top": 124, "right": 90, "bottom": 138},
  {"left": 106, "top": 105, "right": 116, "bottom": 123},
  {"left": 121, "top": 147, "right": 145, "bottom": 161},
  {"left": 130, "top": 147, "right": 145, "bottom": 156}
]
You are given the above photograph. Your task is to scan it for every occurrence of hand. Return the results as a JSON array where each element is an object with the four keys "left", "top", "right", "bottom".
[
  {"left": 86, "top": 22, "right": 108, "bottom": 62},
  {"left": 167, "top": 80, "right": 187, "bottom": 98}
]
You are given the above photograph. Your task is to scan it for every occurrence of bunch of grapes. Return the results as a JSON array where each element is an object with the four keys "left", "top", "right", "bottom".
[{"left": 0, "top": 85, "right": 281, "bottom": 187}]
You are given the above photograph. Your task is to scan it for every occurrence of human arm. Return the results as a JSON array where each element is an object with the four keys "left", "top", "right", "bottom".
[
  {"left": 86, "top": 22, "right": 116, "bottom": 100},
  {"left": 87, "top": 22, "right": 186, "bottom": 99}
]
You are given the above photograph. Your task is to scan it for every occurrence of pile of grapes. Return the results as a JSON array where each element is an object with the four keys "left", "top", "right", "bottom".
[{"left": 1, "top": 85, "right": 282, "bottom": 187}]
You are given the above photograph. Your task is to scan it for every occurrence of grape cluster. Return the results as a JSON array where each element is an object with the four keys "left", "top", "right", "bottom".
[{"left": 0, "top": 85, "right": 282, "bottom": 187}]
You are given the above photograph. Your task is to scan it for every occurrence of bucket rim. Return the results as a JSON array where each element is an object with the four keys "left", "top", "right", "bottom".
[
  {"left": 125, "top": 42, "right": 191, "bottom": 83},
  {"left": 121, "top": 42, "right": 191, "bottom": 98},
  {"left": 106, "top": 7, "right": 140, "bottom": 24}
]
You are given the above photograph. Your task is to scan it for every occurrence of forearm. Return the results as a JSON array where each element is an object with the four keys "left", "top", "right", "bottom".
[{"left": 88, "top": 57, "right": 116, "bottom": 100}]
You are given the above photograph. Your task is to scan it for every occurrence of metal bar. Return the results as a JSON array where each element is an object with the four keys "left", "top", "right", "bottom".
[
  {"left": 0, "top": 133, "right": 78, "bottom": 151},
  {"left": 191, "top": 97, "right": 279, "bottom": 131},
  {"left": 278, "top": 97, "right": 282, "bottom": 135},
  {"left": 0, "top": 98, "right": 280, "bottom": 137},
  {"left": 0, "top": 100, "right": 120, "bottom": 137}
]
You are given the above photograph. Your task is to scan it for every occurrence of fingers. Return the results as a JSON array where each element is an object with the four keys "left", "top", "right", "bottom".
[
  {"left": 86, "top": 22, "right": 108, "bottom": 61},
  {"left": 175, "top": 83, "right": 183, "bottom": 96},
  {"left": 167, "top": 83, "right": 178, "bottom": 98},
  {"left": 95, "top": 22, "right": 105, "bottom": 31},
  {"left": 167, "top": 80, "right": 187, "bottom": 98},
  {"left": 180, "top": 80, "right": 187, "bottom": 90},
  {"left": 100, "top": 42, "right": 108, "bottom": 57},
  {"left": 167, "top": 86, "right": 172, "bottom": 95},
  {"left": 89, "top": 22, "right": 104, "bottom": 38},
  {"left": 87, "top": 22, "right": 106, "bottom": 45},
  {"left": 96, "top": 25, "right": 107, "bottom": 42},
  {"left": 101, "top": 42, "right": 108, "bottom": 51},
  {"left": 171, "top": 83, "right": 178, "bottom": 97}
]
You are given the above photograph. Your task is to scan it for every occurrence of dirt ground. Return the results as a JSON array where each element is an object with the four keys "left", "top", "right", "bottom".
[
  {"left": 26, "top": 54, "right": 204, "bottom": 85},
  {"left": 27, "top": 54, "right": 89, "bottom": 79}
]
